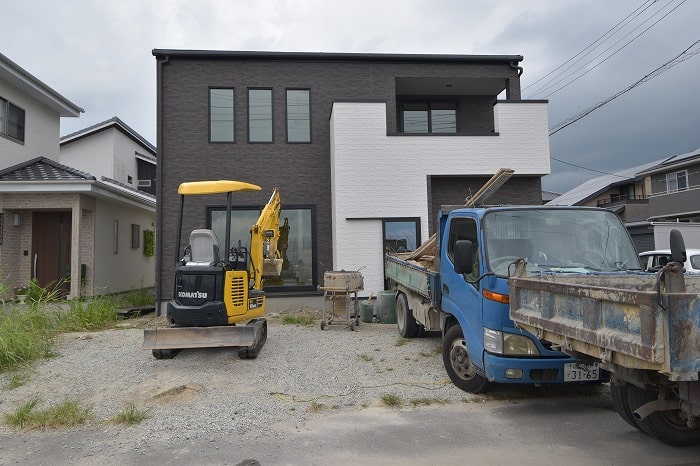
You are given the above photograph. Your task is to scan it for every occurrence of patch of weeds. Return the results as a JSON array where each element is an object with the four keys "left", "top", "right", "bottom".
[
  {"left": 3, "top": 396, "right": 40, "bottom": 428},
  {"left": 419, "top": 346, "right": 442, "bottom": 357},
  {"left": 281, "top": 315, "right": 315, "bottom": 326},
  {"left": 121, "top": 289, "right": 155, "bottom": 307},
  {"left": 6, "top": 371, "right": 30, "bottom": 389},
  {"left": 110, "top": 403, "right": 148, "bottom": 426},
  {"left": 0, "top": 307, "right": 55, "bottom": 372},
  {"left": 4, "top": 398, "right": 93, "bottom": 430},
  {"left": 373, "top": 348, "right": 381, "bottom": 352},
  {"left": 309, "top": 401, "right": 327, "bottom": 412},
  {"left": 395, "top": 338, "right": 408, "bottom": 347},
  {"left": 56, "top": 296, "right": 121, "bottom": 332},
  {"left": 358, "top": 354, "right": 373, "bottom": 362},
  {"left": 381, "top": 393, "right": 402, "bottom": 407},
  {"left": 386, "top": 368, "right": 394, "bottom": 371},
  {"left": 410, "top": 397, "right": 451, "bottom": 407}
]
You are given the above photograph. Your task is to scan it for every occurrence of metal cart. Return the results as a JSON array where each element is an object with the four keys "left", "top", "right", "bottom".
[{"left": 319, "top": 271, "right": 363, "bottom": 331}]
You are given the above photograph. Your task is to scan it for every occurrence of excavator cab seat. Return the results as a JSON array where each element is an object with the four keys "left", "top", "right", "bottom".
[{"left": 187, "top": 229, "right": 220, "bottom": 265}]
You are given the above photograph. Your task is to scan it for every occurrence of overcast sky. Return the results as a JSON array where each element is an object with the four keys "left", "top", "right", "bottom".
[{"left": 5, "top": 0, "right": 699, "bottom": 193}]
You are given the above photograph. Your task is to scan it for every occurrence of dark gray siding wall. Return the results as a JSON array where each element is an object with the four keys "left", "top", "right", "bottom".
[
  {"left": 157, "top": 56, "right": 523, "bottom": 299},
  {"left": 427, "top": 176, "right": 543, "bottom": 235}
]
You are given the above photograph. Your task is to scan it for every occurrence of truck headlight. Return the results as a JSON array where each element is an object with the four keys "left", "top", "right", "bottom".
[
  {"left": 503, "top": 333, "right": 540, "bottom": 356},
  {"left": 483, "top": 328, "right": 503, "bottom": 354}
]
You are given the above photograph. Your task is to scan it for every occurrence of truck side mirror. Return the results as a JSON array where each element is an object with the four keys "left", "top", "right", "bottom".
[
  {"left": 670, "top": 229, "right": 687, "bottom": 264},
  {"left": 454, "top": 240, "right": 473, "bottom": 274}
]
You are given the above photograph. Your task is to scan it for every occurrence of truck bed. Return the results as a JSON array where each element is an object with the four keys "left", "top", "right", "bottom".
[
  {"left": 385, "top": 254, "right": 439, "bottom": 303},
  {"left": 509, "top": 273, "right": 700, "bottom": 381}
]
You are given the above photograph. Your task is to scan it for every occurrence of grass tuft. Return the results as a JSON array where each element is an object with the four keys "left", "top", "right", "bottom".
[
  {"left": 358, "top": 353, "right": 373, "bottom": 362},
  {"left": 380, "top": 393, "right": 402, "bottom": 407},
  {"left": 4, "top": 397, "right": 93, "bottom": 430},
  {"left": 409, "top": 397, "right": 451, "bottom": 407},
  {"left": 281, "top": 315, "right": 315, "bottom": 326},
  {"left": 395, "top": 338, "right": 408, "bottom": 347},
  {"left": 110, "top": 403, "right": 148, "bottom": 426}
]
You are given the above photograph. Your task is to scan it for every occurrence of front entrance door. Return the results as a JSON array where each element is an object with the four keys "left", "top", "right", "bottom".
[{"left": 31, "top": 212, "right": 71, "bottom": 290}]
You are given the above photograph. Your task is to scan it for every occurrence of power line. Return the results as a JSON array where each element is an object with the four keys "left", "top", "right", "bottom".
[
  {"left": 549, "top": 39, "right": 700, "bottom": 136},
  {"left": 524, "top": 0, "right": 658, "bottom": 94},
  {"left": 538, "top": 0, "right": 687, "bottom": 99},
  {"left": 550, "top": 156, "right": 637, "bottom": 178}
]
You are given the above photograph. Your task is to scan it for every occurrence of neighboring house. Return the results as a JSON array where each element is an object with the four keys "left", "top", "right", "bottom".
[
  {"left": 636, "top": 147, "right": 700, "bottom": 223},
  {"left": 548, "top": 147, "right": 700, "bottom": 253},
  {"left": 153, "top": 49, "right": 551, "bottom": 309},
  {"left": 0, "top": 53, "right": 155, "bottom": 298},
  {"left": 547, "top": 161, "right": 660, "bottom": 251},
  {"left": 60, "top": 117, "right": 157, "bottom": 196}
]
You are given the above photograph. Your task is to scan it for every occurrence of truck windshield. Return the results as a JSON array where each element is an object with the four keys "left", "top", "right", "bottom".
[{"left": 483, "top": 209, "right": 641, "bottom": 276}]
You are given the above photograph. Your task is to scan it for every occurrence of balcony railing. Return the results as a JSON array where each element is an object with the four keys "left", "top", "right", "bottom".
[{"left": 596, "top": 194, "right": 648, "bottom": 207}]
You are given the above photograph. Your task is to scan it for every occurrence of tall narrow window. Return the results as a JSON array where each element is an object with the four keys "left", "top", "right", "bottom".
[
  {"left": 209, "top": 88, "right": 234, "bottom": 142},
  {"left": 248, "top": 89, "right": 272, "bottom": 142},
  {"left": 0, "top": 97, "right": 26, "bottom": 143},
  {"left": 287, "top": 89, "right": 310, "bottom": 143}
]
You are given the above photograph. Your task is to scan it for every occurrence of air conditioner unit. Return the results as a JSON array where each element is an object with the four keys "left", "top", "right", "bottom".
[{"left": 137, "top": 179, "right": 152, "bottom": 187}]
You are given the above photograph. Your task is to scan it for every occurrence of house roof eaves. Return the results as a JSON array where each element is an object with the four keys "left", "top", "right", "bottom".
[
  {"left": 0, "top": 52, "right": 84, "bottom": 117},
  {"left": 636, "top": 149, "right": 700, "bottom": 176},
  {"left": 60, "top": 116, "right": 156, "bottom": 154},
  {"left": 152, "top": 49, "right": 524, "bottom": 64},
  {"left": 0, "top": 179, "right": 155, "bottom": 211}
]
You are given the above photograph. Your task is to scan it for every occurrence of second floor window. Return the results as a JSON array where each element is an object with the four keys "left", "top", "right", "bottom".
[
  {"left": 209, "top": 88, "right": 234, "bottom": 142},
  {"left": 0, "top": 97, "right": 26, "bottom": 143},
  {"left": 249, "top": 89, "right": 272, "bottom": 142},
  {"left": 287, "top": 89, "right": 310, "bottom": 143},
  {"left": 666, "top": 170, "right": 688, "bottom": 193},
  {"left": 401, "top": 101, "right": 456, "bottom": 134}
]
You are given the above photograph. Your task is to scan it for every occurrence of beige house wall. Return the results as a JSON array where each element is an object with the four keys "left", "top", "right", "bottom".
[{"left": 0, "top": 193, "right": 96, "bottom": 298}]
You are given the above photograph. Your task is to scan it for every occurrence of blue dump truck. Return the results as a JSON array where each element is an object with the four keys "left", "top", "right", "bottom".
[
  {"left": 510, "top": 229, "right": 700, "bottom": 446},
  {"left": 385, "top": 205, "right": 699, "bottom": 446},
  {"left": 385, "top": 205, "right": 641, "bottom": 393}
]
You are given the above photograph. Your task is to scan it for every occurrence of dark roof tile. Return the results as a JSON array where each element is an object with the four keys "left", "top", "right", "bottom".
[{"left": 0, "top": 157, "right": 95, "bottom": 181}]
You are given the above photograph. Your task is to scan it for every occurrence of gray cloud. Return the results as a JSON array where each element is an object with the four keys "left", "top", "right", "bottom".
[{"left": 5, "top": 0, "right": 699, "bottom": 193}]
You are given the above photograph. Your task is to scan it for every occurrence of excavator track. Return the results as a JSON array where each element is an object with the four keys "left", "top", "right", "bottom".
[{"left": 238, "top": 318, "right": 267, "bottom": 359}]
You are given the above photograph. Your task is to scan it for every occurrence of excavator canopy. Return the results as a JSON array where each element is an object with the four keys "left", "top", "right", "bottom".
[{"left": 178, "top": 180, "right": 262, "bottom": 196}]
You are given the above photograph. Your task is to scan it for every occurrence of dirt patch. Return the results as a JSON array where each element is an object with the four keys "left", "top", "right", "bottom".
[{"left": 150, "top": 382, "right": 204, "bottom": 403}]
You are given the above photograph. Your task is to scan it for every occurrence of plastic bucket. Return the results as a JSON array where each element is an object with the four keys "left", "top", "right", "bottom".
[
  {"left": 375, "top": 291, "right": 396, "bottom": 324},
  {"left": 360, "top": 301, "right": 374, "bottom": 323}
]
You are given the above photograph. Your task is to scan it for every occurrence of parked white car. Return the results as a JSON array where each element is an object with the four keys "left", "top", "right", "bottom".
[{"left": 639, "top": 249, "right": 700, "bottom": 273}]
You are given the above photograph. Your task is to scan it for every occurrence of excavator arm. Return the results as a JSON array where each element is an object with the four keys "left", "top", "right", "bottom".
[{"left": 250, "top": 188, "right": 283, "bottom": 289}]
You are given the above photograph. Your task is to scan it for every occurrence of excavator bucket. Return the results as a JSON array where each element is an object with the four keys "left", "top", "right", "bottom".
[
  {"left": 143, "top": 325, "right": 256, "bottom": 350},
  {"left": 263, "top": 257, "right": 284, "bottom": 277}
]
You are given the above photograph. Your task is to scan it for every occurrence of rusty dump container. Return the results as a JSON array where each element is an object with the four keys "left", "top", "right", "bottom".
[{"left": 323, "top": 271, "right": 364, "bottom": 291}]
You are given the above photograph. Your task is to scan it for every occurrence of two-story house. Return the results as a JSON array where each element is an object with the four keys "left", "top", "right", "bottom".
[
  {"left": 0, "top": 53, "right": 155, "bottom": 298},
  {"left": 547, "top": 161, "right": 661, "bottom": 251},
  {"left": 637, "top": 147, "right": 700, "bottom": 223},
  {"left": 153, "top": 50, "right": 552, "bottom": 310}
]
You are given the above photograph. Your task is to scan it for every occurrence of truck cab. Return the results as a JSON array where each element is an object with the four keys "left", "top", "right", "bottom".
[{"left": 437, "top": 206, "right": 640, "bottom": 391}]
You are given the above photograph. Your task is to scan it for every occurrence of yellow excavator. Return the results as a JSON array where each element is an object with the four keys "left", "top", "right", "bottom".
[{"left": 143, "top": 180, "right": 283, "bottom": 359}]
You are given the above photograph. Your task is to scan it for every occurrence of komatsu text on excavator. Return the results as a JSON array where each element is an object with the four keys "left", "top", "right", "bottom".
[{"left": 143, "top": 180, "right": 282, "bottom": 359}]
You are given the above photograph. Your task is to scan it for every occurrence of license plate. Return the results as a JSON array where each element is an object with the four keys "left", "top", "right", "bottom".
[{"left": 564, "top": 362, "right": 600, "bottom": 382}]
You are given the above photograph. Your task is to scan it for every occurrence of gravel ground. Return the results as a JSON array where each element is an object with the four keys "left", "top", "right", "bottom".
[{"left": 0, "top": 307, "right": 475, "bottom": 448}]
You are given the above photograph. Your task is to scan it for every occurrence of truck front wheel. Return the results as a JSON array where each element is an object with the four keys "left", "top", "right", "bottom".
[
  {"left": 396, "top": 292, "right": 418, "bottom": 338},
  {"left": 442, "top": 324, "right": 491, "bottom": 393},
  {"left": 626, "top": 384, "right": 700, "bottom": 446}
]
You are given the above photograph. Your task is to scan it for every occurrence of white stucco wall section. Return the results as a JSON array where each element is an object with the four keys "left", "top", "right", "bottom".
[
  {"left": 329, "top": 101, "right": 551, "bottom": 294},
  {"left": 0, "top": 77, "right": 60, "bottom": 167}
]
